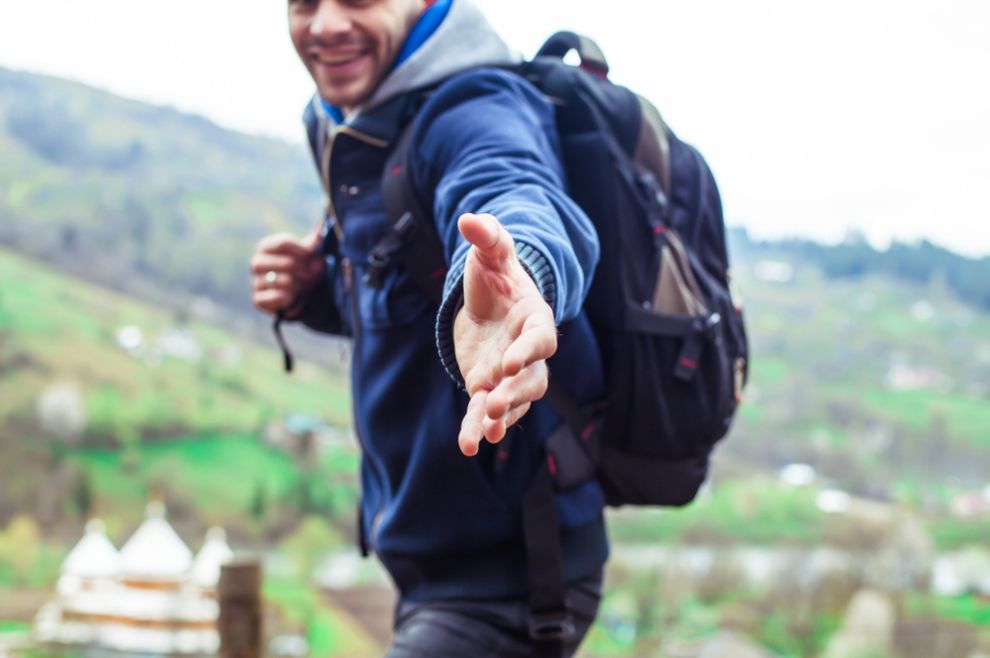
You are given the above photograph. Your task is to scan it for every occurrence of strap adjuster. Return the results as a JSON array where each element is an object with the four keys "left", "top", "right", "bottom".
[{"left": 528, "top": 610, "right": 574, "bottom": 641}]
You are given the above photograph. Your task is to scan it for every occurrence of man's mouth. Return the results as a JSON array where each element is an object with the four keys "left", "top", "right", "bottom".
[{"left": 310, "top": 50, "right": 368, "bottom": 67}]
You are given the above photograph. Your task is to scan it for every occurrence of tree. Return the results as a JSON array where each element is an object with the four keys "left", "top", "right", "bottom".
[{"left": 249, "top": 480, "right": 266, "bottom": 523}]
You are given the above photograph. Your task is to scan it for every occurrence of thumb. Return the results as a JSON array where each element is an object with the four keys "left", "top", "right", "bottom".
[
  {"left": 302, "top": 226, "right": 323, "bottom": 251},
  {"left": 458, "top": 213, "right": 514, "bottom": 268}
]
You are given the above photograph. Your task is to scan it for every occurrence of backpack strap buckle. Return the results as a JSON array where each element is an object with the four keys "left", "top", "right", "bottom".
[
  {"left": 365, "top": 211, "right": 418, "bottom": 288},
  {"left": 674, "top": 313, "right": 722, "bottom": 381},
  {"left": 528, "top": 609, "right": 575, "bottom": 641}
]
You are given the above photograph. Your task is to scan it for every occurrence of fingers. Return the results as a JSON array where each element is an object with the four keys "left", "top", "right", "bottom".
[
  {"left": 255, "top": 232, "right": 318, "bottom": 259},
  {"left": 250, "top": 232, "right": 325, "bottom": 316},
  {"left": 252, "top": 287, "right": 299, "bottom": 315},
  {"left": 482, "top": 403, "right": 531, "bottom": 444},
  {"left": 457, "top": 213, "right": 515, "bottom": 268},
  {"left": 301, "top": 226, "right": 323, "bottom": 251},
  {"left": 458, "top": 391, "right": 489, "bottom": 456},
  {"left": 459, "top": 358, "right": 547, "bottom": 455},
  {"left": 502, "top": 310, "right": 557, "bottom": 377},
  {"left": 485, "top": 360, "right": 548, "bottom": 421},
  {"left": 250, "top": 253, "right": 298, "bottom": 277}
]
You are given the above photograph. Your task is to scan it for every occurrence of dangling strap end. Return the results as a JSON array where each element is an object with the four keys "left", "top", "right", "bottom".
[{"left": 273, "top": 312, "right": 294, "bottom": 373}]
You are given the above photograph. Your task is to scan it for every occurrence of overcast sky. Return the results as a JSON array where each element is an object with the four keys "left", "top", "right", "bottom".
[{"left": 2, "top": 0, "right": 988, "bottom": 256}]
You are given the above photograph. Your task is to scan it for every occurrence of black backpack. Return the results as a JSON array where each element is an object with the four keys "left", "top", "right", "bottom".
[{"left": 370, "top": 31, "right": 749, "bottom": 509}]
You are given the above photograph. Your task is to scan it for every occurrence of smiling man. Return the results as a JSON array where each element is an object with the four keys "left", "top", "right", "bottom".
[
  {"left": 251, "top": 1, "right": 606, "bottom": 656},
  {"left": 289, "top": 0, "right": 421, "bottom": 112}
]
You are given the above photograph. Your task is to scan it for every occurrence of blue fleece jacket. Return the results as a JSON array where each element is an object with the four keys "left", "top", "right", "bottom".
[{"left": 298, "top": 2, "right": 607, "bottom": 603}]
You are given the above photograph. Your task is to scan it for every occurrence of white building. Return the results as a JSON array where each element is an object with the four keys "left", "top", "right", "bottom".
[{"left": 36, "top": 503, "right": 232, "bottom": 656}]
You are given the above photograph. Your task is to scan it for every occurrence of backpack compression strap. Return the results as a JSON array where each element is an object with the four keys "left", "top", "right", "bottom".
[{"left": 375, "top": 117, "right": 447, "bottom": 304}]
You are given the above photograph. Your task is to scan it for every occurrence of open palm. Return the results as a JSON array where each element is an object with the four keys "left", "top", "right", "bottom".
[{"left": 453, "top": 213, "right": 558, "bottom": 457}]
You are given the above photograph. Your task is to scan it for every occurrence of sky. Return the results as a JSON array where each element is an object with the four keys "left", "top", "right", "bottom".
[{"left": 1, "top": 0, "right": 989, "bottom": 256}]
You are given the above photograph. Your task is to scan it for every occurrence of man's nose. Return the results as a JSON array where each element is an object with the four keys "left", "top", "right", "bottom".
[{"left": 310, "top": 0, "right": 352, "bottom": 36}]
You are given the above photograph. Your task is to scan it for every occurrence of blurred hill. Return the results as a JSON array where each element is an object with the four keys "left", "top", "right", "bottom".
[
  {"left": 0, "top": 66, "right": 322, "bottom": 318},
  {"left": 730, "top": 229, "right": 990, "bottom": 312},
  {"left": 2, "top": 65, "right": 988, "bottom": 516},
  {"left": 0, "top": 246, "right": 354, "bottom": 538},
  {"left": 2, "top": 67, "right": 989, "bottom": 658},
  {"left": 4, "top": 64, "right": 989, "bottom": 319}
]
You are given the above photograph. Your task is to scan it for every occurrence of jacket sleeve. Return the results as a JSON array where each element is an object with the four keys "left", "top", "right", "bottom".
[
  {"left": 291, "top": 223, "right": 349, "bottom": 337},
  {"left": 294, "top": 273, "right": 346, "bottom": 336},
  {"left": 409, "top": 68, "right": 600, "bottom": 385}
]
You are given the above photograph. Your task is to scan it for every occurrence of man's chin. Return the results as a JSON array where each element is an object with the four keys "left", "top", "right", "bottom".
[{"left": 317, "top": 81, "right": 373, "bottom": 113}]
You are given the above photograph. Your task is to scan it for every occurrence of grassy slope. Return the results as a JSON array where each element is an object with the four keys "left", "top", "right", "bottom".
[
  {"left": 65, "top": 435, "right": 359, "bottom": 529},
  {"left": 0, "top": 245, "right": 361, "bottom": 543},
  {"left": 0, "top": 246, "right": 350, "bottom": 437},
  {"left": 732, "top": 263, "right": 990, "bottom": 454},
  {"left": 264, "top": 578, "right": 382, "bottom": 658}
]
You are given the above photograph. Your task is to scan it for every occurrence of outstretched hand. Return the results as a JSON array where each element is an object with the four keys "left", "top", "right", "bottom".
[{"left": 454, "top": 213, "right": 557, "bottom": 457}]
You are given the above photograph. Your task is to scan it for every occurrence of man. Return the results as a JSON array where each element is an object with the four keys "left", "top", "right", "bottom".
[{"left": 251, "top": 1, "right": 606, "bottom": 655}]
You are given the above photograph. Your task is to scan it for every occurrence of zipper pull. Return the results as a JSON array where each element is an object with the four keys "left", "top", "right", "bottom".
[{"left": 342, "top": 257, "right": 353, "bottom": 293}]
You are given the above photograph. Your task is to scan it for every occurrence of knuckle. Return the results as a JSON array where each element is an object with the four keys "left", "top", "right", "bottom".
[{"left": 534, "top": 376, "right": 549, "bottom": 399}]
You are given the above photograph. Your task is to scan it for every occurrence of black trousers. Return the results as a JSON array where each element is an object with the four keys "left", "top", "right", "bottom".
[{"left": 384, "top": 573, "right": 602, "bottom": 658}]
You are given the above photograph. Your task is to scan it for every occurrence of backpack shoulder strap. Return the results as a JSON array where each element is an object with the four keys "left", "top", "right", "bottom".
[
  {"left": 303, "top": 98, "right": 329, "bottom": 188},
  {"left": 375, "top": 111, "right": 447, "bottom": 304}
]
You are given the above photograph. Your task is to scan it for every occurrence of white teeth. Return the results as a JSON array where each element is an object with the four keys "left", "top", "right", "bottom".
[{"left": 317, "top": 53, "right": 359, "bottom": 65}]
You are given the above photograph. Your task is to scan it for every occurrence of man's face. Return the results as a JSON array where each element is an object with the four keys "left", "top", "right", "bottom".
[{"left": 289, "top": 0, "right": 426, "bottom": 112}]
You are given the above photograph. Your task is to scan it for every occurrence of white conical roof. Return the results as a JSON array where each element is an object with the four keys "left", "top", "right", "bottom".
[
  {"left": 62, "top": 519, "right": 121, "bottom": 578},
  {"left": 191, "top": 527, "right": 234, "bottom": 587},
  {"left": 119, "top": 502, "right": 192, "bottom": 579}
]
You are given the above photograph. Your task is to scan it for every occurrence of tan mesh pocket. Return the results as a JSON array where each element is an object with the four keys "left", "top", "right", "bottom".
[{"left": 652, "top": 231, "right": 708, "bottom": 317}]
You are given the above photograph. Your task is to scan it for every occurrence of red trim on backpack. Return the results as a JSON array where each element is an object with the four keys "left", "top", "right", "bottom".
[
  {"left": 547, "top": 453, "right": 558, "bottom": 476},
  {"left": 390, "top": 165, "right": 402, "bottom": 177},
  {"left": 679, "top": 356, "right": 698, "bottom": 369},
  {"left": 579, "top": 64, "right": 608, "bottom": 79}
]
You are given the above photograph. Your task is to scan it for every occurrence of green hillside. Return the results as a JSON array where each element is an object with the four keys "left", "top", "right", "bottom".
[
  {"left": 0, "top": 66, "right": 322, "bottom": 313},
  {"left": 0, "top": 247, "right": 349, "bottom": 437},
  {"left": 0, "top": 246, "right": 357, "bottom": 537},
  {"left": 729, "top": 260, "right": 990, "bottom": 472}
]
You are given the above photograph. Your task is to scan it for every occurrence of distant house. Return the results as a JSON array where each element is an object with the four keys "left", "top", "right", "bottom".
[
  {"left": 883, "top": 363, "right": 950, "bottom": 392},
  {"left": 35, "top": 502, "right": 232, "bottom": 656},
  {"left": 667, "top": 630, "right": 780, "bottom": 658},
  {"left": 950, "top": 489, "right": 990, "bottom": 518},
  {"left": 263, "top": 415, "right": 354, "bottom": 458},
  {"left": 157, "top": 329, "right": 204, "bottom": 362},
  {"left": 932, "top": 548, "right": 990, "bottom": 597},
  {"left": 753, "top": 260, "right": 794, "bottom": 283}
]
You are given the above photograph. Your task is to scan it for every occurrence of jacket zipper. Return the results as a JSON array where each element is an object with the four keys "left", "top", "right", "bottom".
[
  {"left": 345, "top": 257, "right": 388, "bottom": 554},
  {"left": 321, "top": 125, "right": 388, "bottom": 244},
  {"left": 324, "top": 124, "right": 389, "bottom": 554}
]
